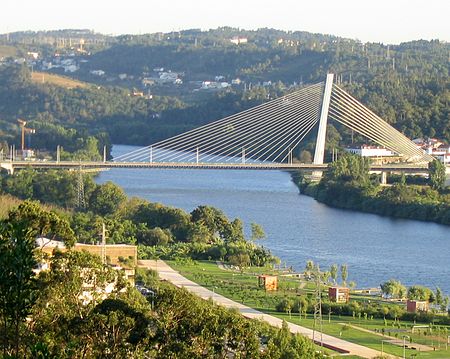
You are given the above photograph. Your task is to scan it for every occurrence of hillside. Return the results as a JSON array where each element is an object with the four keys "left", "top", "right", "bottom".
[
  {"left": 0, "top": 28, "right": 448, "bottom": 156},
  {"left": 31, "top": 71, "right": 89, "bottom": 89}
]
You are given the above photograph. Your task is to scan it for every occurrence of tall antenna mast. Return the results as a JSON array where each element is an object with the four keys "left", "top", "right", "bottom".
[
  {"left": 76, "top": 166, "right": 86, "bottom": 209},
  {"left": 312, "top": 264, "right": 323, "bottom": 348}
]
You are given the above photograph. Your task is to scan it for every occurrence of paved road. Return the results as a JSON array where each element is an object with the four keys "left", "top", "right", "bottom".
[{"left": 139, "top": 260, "right": 398, "bottom": 359}]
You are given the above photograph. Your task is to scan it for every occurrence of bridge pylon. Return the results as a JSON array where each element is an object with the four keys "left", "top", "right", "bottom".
[{"left": 313, "top": 73, "right": 334, "bottom": 165}]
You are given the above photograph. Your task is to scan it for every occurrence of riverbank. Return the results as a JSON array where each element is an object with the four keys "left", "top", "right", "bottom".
[
  {"left": 295, "top": 178, "right": 450, "bottom": 226},
  {"left": 291, "top": 155, "right": 450, "bottom": 227}
]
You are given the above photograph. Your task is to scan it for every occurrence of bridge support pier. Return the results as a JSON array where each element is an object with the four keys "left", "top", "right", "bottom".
[
  {"left": 312, "top": 73, "right": 334, "bottom": 180},
  {"left": 0, "top": 162, "right": 14, "bottom": 175},
  {"left": 381, "top": 171, "right": 387, "bottom": 185}
]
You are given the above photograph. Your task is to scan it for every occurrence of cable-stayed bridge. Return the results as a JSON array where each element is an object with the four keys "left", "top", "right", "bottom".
[{"left": 0, "top": 74, "right": 433, "bottom": 176}]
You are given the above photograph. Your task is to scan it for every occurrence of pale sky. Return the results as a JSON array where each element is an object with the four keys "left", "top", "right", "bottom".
[{"left": 2, "top": 0, "right": 449, "bottom": 44}]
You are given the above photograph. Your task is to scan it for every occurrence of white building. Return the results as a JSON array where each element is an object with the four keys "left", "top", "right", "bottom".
[
  {"left": 159, "top": 71, "right": 179, "bottom": 83},
  {"left": 90, "top": 70, "right": 105, "bottom": 76},
  {"left": 345, "top": 145, "right": 395, "bottom": 157},
  {"left": 414, "top": 138, "right": 450, "bottom": 164},
  {"left": 27, "top": 52, "right": 39, "bottom": 60},
  {"left": 230, "top": 37, "right": 248, "bottom": 45}
]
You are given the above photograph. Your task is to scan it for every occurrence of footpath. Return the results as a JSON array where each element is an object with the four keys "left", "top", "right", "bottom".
[{"left": 139, "top": 259, "right": 399, "bottom": 359}]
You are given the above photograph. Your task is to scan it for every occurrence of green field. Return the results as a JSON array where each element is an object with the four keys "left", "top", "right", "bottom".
[{"left": 169, "top": 260, "right": 450, "bottom": 358}]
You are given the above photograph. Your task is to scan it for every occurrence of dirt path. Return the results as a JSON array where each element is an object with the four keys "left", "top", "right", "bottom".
[{"left": 139, "top": 259, "right": 399, "bottom": 359}]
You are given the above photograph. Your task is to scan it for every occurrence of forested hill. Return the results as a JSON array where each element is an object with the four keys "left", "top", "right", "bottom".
[{"left": 0, "top": 28, "right": 448, "bottom": 153}]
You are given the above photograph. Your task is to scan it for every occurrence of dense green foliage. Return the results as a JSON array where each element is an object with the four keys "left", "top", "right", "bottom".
[
  {"left": 297, "top": 154, "right": 450, "bottom": 225},
  {"left": 380, "top": 279, "right": 407, "bottom": 299},
  {"left": 429, "top": 159, "right": 446, "bottom": 190},
  {"left": 0, "top": 168, "right": 277, "bottom": 266},
  {"left": 0, "top": 202, "right": 321, "bottom": 358}
]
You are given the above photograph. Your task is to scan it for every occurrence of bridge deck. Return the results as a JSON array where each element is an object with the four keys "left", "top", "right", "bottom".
[{"left": 1, "top": 160, "right": 429, "bottom": 173}]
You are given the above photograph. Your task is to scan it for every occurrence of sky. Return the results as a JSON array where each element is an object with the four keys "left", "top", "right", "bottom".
[{"left": 2, "top": 0, "right": 449, "bottom": 44}]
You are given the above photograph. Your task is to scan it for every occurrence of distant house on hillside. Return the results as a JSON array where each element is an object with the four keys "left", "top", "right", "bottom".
[
  {"left": 230, "top": 37, "right": 248, "bottom": 45},
  {"left": 345, "top": 145, "right": 395, "bottom": 158},
  {"left": 90, "top": 69, "right": 105, "bottom": 76}
]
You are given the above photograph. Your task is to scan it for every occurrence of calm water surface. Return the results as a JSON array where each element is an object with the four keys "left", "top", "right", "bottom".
[{"left": 97, "top": 145, "right": 450, "bottom": 292}]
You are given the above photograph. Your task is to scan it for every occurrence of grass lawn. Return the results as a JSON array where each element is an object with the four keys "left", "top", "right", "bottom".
[{"left": 169, "top": 259, "right": 450, "bottom": 358}]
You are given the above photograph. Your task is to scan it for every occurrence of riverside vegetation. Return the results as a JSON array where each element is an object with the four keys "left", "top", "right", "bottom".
[
  {"left": 294, "top": 155, "right": 450, "bottom": 225},
  {"left": 0, "top": 168, "right": 277, "bottom": 267},
  {"left": 0, "top": 173, "right": 326, "bottom": 358}
]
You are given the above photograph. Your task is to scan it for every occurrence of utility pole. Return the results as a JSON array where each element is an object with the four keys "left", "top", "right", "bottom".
[
  {"left": 312, "top": 264, "right": 323, "bottom": 348},
  {"left": 76, "top": 166, "right": 86, "bottom": 209},
  {"left": 101, "top": 222, "right": 107, "bottom": 265}
]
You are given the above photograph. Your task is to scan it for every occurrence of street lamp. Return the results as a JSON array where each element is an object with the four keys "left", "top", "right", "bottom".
[{"left": 402, "top": 335, "right": 410, "bottom": 359}]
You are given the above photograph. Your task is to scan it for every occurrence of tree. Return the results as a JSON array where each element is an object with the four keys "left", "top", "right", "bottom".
[
  {"left": 7, "top": 200, "right": 75, "bottom": 247},
  {"left": 81, "top": 295, "right": 153, "bottom": 358},
  {"left": 380, "top": 279, "right": 406, "bottom": 299},
  {"left": 250, "top": 222, "right": 266, "bottom": 241},
  {"left": 330, "top": 264, "right": 338, "bottom": 284},
  {"left": 0, "top": 220, "right": 38, "bottom": 357},
  {"left": 429, "top": 160, "right": 446, "bottom": 191},
  {"left": 89, "top": 181, "right": 127, "bottom": 216},
  {"left": 407, "top": 285, "right": 433, "bottom": 302},
  {"left": 305, "top": 260, "right": 314, "bottom": 275},
  {"left": 186, "top": 222, "right": 213, "bottom": 244},
  {"left": 389, "top": 306, "right": 404, "bottom": 322},
  {"left": 32, "top": 250, "right": 128, "bottom": 356},
  {"left": 299, "top": 150, "right": 312, "bottom": 163},
  {"left": 265, "top": 320, "right": 320, "bottom": 358},
  {"left": 4, "top": 168, "right": 35, "bottom": 199},
  {"left": 293, "top": 297, "right": 308, "bottom": 319},
  {"left": 141, "top": 227, "right": 172, "bottom": 246},
  {"left": 326, "top": 154, "right": 370, "bottom": 185},
  {"left": 435, "top": 287, "right": 443, "bottom": 306},
  {"left": 276, "top": 298, "right": 293, "bottom": 316},
  {"left": 340, "top": 264, "right": 348, "bottom": 287},
  {"left": 190, "top": 205, "right": 229, "bottom": 237}
]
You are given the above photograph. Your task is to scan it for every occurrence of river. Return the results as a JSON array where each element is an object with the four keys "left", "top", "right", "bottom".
[{"left": 97, "top": 145, "right": 450, "bottom": 293}]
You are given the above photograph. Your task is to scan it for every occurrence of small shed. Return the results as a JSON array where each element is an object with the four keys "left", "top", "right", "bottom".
[
  {"left": 328, "top": 286, "right": 349, "bottom": 303},
  {"left": 258, "top": 275, "right": 278, "bottom": 291},
  {"left": 406, "top": 300, "right": 429, "bottom": 313}
]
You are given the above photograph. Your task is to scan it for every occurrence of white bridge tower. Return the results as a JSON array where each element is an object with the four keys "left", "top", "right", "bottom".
[{"left": 313, "top": 73, "right": 334, "bottom": 165}]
